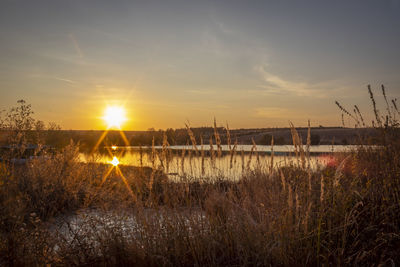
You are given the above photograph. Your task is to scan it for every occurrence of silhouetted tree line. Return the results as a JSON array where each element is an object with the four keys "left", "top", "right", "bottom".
[{"left": 1, "top": 100, "right": 378, "bottom": 152}]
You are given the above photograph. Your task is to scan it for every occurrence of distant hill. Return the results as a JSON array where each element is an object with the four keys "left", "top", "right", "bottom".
[
  {"left": 230, "top": 127, "right": 377, "bottom": 145},
  {"left": 0, "top": 127, "right": 378, "bottom": 150}
]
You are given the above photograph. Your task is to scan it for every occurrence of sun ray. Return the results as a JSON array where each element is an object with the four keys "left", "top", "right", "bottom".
[
  {"left": 85, "top": 164, "right": 115, "bottom": 207},
  {"left": 105, "top": 145, "right": 113, "bottom": 156},
  {"left": 116, "top": 167, "right": 136, "bottom": 201},
  {"left": 92, "top": 130, "right": 109, "bottom": 153},
  {"left": 100, "top": 165, "right": 115, "bottom": 186},
  {"left": 119, "top": 130, "right": 130, "bottom": 146}
]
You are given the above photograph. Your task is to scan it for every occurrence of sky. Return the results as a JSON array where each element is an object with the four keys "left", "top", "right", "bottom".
[{"left": 1, "top": 0, "right": 399, "bottom": 130}]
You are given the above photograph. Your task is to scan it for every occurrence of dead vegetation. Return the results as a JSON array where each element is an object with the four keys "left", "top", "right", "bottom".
[{"left": 0, "top": 85, "right": 399, "bottom": 266}]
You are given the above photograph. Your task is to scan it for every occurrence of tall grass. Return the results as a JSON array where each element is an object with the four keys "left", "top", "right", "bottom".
[{"left": 0, "top": 86, "right": 399, "bottom": 266}]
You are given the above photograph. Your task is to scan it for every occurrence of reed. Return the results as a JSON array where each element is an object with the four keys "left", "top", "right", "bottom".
[
  {"left": 180, "top": 143, "right": 186, "bottom": 174},
  {"left": 185, "top": 123, "right": 198, "bottom": 154},
  {"left": 368, "top": 84, "right": 382, "bottom": 126},
  {"left": 213, "top": 118, "right": 222, "bottom": 158},
  {"left": 240, "top": 148, "right": 245, "bottom": 172},
  {"left": 0, "top": 86, "right": 399, "bottom": 266},
  {"left": 200, "top": 135, "right": 205, "bottom": 176},
  {"left": 151, "top": 137, "right": 156, "bottom": 169},
  {"left": 270, "top": 134, "right": 274, "bottom": 173},
  {"left": 209, "top": 135, "right": 215, "bottom": 168},
  {"left": 226, "top": 123, "right": 231, "bottom": 151}
]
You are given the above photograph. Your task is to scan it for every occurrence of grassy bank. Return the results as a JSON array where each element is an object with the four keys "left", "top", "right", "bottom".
[
  {"left": 0, "top": 87, "right": 399, "bottom": 266},
  {"left": 0, "top": 128, "right": 399, "bottom": 266}
]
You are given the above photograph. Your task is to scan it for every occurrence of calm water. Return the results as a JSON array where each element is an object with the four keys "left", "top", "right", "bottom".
[
  {"left": 80, "top": 145, "right": 354, "bottom": 181},
  {"left": 108, "top": 145, "right": 356, "bottom": 153}
]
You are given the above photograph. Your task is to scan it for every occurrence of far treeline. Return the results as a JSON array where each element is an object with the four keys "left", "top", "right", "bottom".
[{"left": 0, "top": 125, "right": 379, "bottom": 152}]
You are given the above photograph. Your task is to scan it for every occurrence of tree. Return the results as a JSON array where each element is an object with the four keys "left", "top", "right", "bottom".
[
  {"left": 3, "top": 100, "right": 36, "bottom": 146},
  {"left": 5, "top": 100, "right": 35, "bottom": 131}
]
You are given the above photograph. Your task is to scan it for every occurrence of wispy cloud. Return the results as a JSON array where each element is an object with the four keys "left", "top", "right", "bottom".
[
  {"left": 28, "top": 73, "right": 76, "bottom": 85},
  {"left": 255, "top": 65, "right": 342, "bottom": 98},
  {"left": 68, "top": 33, "right": 84, "bottom": 58},
  {"left": 201, "top": 18, "right": 238, "bottom": 57},
  {"left": 53, "top": 77, "right": 76, "bottom": 84},
  {"left": 215, "top": 20, "right": 234, "bottom": 35}
]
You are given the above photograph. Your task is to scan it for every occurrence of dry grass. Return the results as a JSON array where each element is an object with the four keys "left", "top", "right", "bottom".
[{"left": 0, "top": 86, "right": 399, "bottom": 266}]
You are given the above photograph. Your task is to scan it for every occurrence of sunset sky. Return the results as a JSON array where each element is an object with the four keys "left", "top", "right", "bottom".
[{"left": 1, "top": 0, "right": 399, "bottom": 130}]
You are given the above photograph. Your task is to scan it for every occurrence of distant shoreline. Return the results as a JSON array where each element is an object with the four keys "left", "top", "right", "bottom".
[{"left": 0, "top": 127, "right": 379, "bottom": 147}]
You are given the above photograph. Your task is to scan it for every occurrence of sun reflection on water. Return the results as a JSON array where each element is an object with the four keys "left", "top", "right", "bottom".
[{"left": 110, "top": 156, "right": 119, "bottom": 166}]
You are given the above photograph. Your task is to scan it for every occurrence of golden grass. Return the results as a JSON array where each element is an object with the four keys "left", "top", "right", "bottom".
[
  {"left": 0, "top": 86, "right": 399, "bottom": 266},
  {"left": 0, "top": 128, "right": 398, "bottom": 266}
]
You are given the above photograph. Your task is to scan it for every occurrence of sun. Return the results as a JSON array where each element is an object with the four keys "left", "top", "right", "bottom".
[{"left": 103, "top": 106, "right": 126, "bottom": 129}]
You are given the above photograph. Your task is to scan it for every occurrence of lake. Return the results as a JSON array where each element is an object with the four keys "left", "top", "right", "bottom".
[{"left": 80, "top": 145, "right": 355, "bottom": 181}]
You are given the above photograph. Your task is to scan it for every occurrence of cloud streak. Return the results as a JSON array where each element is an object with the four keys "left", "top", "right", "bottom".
[
  {"left": 69, "top": 33, "right": 84, "bottom": 58},
  {"left": 256, "top": 65, "right": 342, "bottom": 98},
  {"left": 53, "top": 77, "right": 76, "bottom": 84}
]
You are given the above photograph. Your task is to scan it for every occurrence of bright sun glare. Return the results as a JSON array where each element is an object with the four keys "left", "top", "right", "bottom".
[
  {"left": 110, "top": 156, "right": 119, "bottom": 166},
  {"left": 103, "top": 106, "right": 126, "bottom": 128}
]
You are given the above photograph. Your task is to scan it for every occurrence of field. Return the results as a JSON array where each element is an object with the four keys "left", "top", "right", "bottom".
[{"left": 0, "top": 89, "right": 399, "bottom": 266}]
